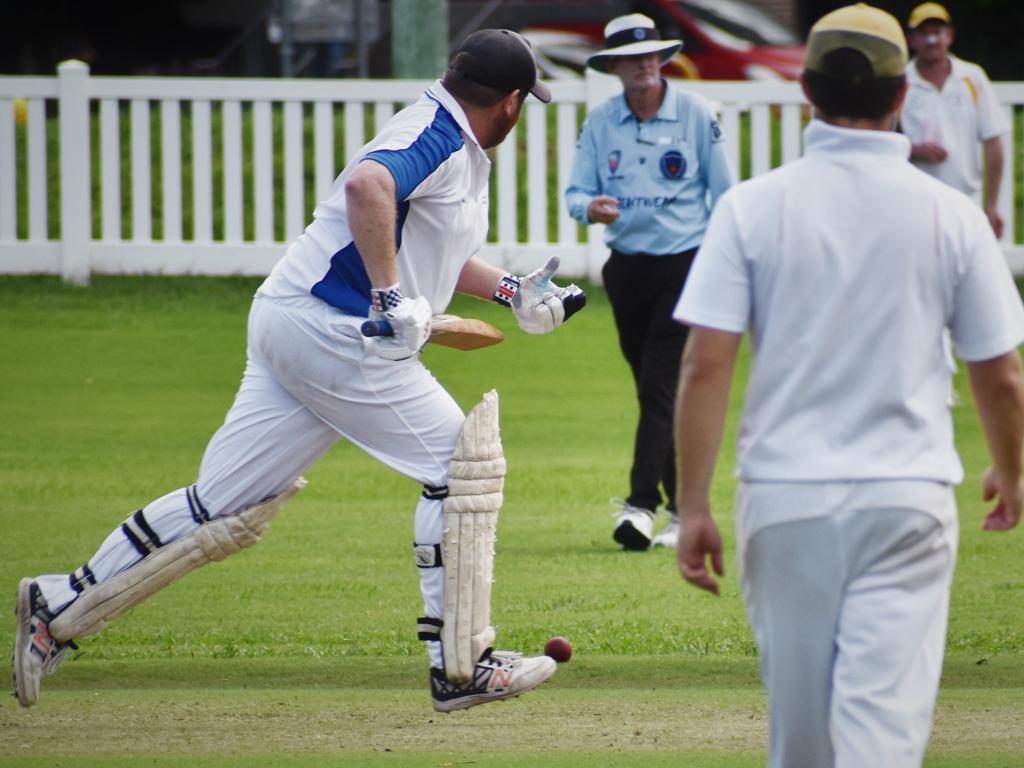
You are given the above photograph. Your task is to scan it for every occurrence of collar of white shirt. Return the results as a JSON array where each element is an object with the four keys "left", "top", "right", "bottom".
[
  {"left": 803, "top": 119, "right": 911, "bottom": 161},
  {"left": 427, "top": 80, "right": 483, "bottom": 148},
  {"left": 905, "top": 55, "right": 975, "bottom": 95}
]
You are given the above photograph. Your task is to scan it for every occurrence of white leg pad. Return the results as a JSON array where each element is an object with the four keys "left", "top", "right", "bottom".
[
  {"left": 50, "top": 477, "right": 306, "bottom": 641},
  {"left": 442, "top": 390, "right": 505, "bottom": 684}
]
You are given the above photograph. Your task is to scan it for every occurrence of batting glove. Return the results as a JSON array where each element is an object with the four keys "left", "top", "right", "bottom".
[
  {"left": 368, "top": 285, "right": 432, "bottom": 361},
  {"left": 494, "top": 256, "right": 587, "bottom": 335}
]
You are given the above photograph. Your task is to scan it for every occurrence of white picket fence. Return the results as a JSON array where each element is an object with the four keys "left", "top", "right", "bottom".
[{"left": 1, "top": 60, "right": 1022, "bottom": 284}]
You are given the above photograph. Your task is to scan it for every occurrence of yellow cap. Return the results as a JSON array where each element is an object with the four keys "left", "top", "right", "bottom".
[
  {"left": 908, "top": 3, "right": 951, "bottom": 29},
  {"left": 805, "top": 4, "right": 908, "bottom": 80}
]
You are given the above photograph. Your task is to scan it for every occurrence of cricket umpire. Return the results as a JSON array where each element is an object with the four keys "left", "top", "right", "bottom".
[
  {"left": 673, "top": 5, "right": 1024, "bottom": 766},
  {"left": 565, "top": 13, "right": 733, "bottom": 551},
  {"left": 13, "top": 29, "right": 585, "bottom": 712}
]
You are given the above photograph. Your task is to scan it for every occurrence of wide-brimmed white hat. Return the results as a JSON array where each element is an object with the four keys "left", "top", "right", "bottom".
[{"left": 586, "top": 13, "right": 682, "bottom": 73}]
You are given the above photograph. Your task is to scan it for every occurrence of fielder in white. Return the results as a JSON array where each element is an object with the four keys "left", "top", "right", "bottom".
[
  {"left": 900, "top": 2, "right": 1009, "bottom": 238},
  {"left": 672, "top": 6, "right": 1024, "bottom": 767},
  {"left": 12, "top": 29, "right": 585, "bottom": 713}
]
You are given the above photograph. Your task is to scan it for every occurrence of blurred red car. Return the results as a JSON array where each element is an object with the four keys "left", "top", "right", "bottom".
[{"left": 523, "top": 0, "right": 805, "bottom": 81}]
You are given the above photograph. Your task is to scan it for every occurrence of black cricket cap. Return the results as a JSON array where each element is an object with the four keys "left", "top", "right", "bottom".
[{"left": 450, "top": 29, "right": 552, "bottom": 103}]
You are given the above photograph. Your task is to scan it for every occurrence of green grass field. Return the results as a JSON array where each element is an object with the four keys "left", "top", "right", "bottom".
[{"left": 1, "top": 276, "right": 1022, "bottom": 766}]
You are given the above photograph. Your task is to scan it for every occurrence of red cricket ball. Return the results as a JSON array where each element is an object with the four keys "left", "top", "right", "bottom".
[{"left": 544, "top": 636, "right": 573, "bottom": 663}]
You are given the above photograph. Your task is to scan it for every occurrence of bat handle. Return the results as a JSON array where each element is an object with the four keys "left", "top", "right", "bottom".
[{"left": 360, "top": 319, "right": 394, "bottom": 337}]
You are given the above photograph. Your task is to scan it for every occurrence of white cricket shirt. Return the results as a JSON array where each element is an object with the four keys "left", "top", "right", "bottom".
[
  {"left": 258, "top": 81, "right": 490, "bottom": 315},
  {"left": 675, "top": 119, "right": 1024, "bottom": 485},
  {"left": 901, "top": 55, "right": 1009, "bottom": 202}
]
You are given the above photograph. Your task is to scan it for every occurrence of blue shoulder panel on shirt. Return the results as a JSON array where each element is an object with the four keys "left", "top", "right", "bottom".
[{"left": 364, "top": 104, "right": 464, "bottom": 200}]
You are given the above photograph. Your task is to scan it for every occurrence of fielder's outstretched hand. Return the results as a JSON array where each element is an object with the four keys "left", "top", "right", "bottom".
[
  {"left": 677, "top": 509, "right": 724, "bottom": 595},
  {"left": 510, "top": 256, "right": 587, "bottom": 334}
]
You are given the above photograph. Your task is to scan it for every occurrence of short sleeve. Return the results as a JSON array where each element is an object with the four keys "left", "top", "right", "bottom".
[
  {"left": 970, "top": 66, "right": 1010, "bottom": 142},
  {"left": 950, "top": 209, "right": 1024, "bottom": 361},
  {"left": 674, "top": 191, "right": 750, "bottom": 333}
]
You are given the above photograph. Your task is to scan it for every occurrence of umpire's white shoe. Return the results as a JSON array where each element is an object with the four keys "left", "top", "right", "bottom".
[
  {"left": 12, "top": 578, "right": 77, "bottom": 708},
  {"left": 612, "top": 502, "right": 655, "bottom": 551},
  {"left": 430, "top": 650, "right": 556, "bottom": 712},
  {"left": 651, "top": 512, "right": 680, "bottom": 548}
]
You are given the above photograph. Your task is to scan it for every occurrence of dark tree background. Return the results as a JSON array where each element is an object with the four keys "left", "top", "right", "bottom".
[
  {"left": 4, "top": 1, "right": 1023, "bottom": 80},
  {"left": 3, "top": 0, "right": 273, "bottom": 76}
]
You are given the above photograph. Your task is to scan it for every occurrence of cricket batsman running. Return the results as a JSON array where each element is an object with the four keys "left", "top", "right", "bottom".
[{"left": 12, "top": 29, "right": 585, "bottom": 712}]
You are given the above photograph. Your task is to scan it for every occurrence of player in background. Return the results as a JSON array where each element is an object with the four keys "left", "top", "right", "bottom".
[
  {"left": 565, "top": 13, "right": 733, "bottom": 551},
  {"left": 673, "top": 5, "right": 1024, "bottom": 766},
  {"left": 13, "top": 29, "right": 585, "bottom": 713},
  {"left": 900, "top": 2, "right": 1009, "bottom": 238}
]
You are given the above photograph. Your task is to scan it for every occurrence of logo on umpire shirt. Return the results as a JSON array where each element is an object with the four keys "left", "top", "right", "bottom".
[
  {"left": 606, "top": 150, "right": 624, "bottom": 181},
  {"left": 660, "top": 150, "right": 685, "bottom": 179}
]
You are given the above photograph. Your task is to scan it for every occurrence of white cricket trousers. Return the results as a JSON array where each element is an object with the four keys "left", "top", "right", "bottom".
[
  {"left": 37, "top": 295, "right": 464, "bottom": 668},
  {"left": 737, "top": 481, "right": 958, "bottom": 768}
]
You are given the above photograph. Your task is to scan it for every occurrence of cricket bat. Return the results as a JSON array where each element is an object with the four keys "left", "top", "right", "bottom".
[{"left": 361, "top": 314, "right": 504, "bottom": 350}]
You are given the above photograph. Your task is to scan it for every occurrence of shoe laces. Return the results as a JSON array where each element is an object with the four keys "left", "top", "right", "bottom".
[
  {"left": 609, "top": 498, "right": 653, "bottom": 519},
  {"left": 485, "top": 649, "right": 523, "bottom": 666}
]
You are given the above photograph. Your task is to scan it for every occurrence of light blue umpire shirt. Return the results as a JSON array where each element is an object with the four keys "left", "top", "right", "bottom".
[{"left": 566, "top": 79, "right": 734, "bottom": 256}]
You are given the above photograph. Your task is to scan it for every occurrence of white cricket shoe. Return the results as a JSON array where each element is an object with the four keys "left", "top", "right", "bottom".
[
  {"left": 612, "top": 501, "right": 655, "bottom": 551},
  {"left": 651, "top": 512, "right": 680, "bottom": 548},
  {"left": 12, "top": 578, "right": 77, "bottom": 708},
  {"left": 430, "top": 650, "right": 556, "bottom": 712}
]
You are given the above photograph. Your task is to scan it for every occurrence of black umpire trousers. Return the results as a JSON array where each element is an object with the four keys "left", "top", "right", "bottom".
[{"left": 602, "top": 248, "right": 696, "bottom": 514}]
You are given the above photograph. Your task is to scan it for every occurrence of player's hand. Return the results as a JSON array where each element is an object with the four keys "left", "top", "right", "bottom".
[
  {"left": 912, "top": 142, "right": 948, "bottom": 163},
  {"left": 980, "top": 466, "right": 1023, "bottom": 531},
  {"left": 368, "top": 296, "right": 432, "bottom": 361},
  {"left": 986, "top": 207, "right": 1005, "bottom": 240},
  {"left": 588, "top": 195, "right": 621, "bottom": 224},
  {"left": 511, "top": 256, "right": 587, "bottom": 334},
  {"left": 677, "top": 506, "right": 724, "bottom": 595}
]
